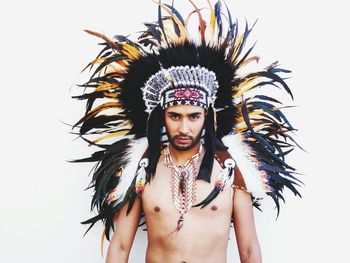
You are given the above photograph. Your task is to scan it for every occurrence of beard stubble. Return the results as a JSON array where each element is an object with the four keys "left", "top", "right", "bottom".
[{"left": 167, "top": 130, "right": 203, "bottom": 151}]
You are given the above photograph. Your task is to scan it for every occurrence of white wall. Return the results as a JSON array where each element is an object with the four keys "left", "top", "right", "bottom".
[{"left": 1, "top": 0, "right": 349, "bottom": 262}]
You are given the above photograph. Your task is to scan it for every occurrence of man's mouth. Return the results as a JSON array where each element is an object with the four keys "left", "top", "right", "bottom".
[{"left": 175, "top": 136, "right": 192, "bottom": 144}]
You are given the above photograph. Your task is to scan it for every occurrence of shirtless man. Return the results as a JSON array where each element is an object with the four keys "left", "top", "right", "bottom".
[
  {"left": 75, "top": 2, "right": 299, "bottom": 262},
  {"left": 106, "top": 105, "right": 262, "bottom": 263}
]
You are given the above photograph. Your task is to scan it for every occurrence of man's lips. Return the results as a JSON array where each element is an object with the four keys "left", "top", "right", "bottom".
[{"left": 175, "top": 136, "right": 192, "bottom": 144}]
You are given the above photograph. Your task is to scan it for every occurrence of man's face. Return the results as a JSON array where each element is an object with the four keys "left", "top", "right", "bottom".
[{"left": 164, "top": 105, "right": 206, "bottom": 151}]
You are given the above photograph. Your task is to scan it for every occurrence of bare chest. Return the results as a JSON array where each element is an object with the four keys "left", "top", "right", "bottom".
[{"left": 141, "top": 159, "right": 233, "bottom": 223}]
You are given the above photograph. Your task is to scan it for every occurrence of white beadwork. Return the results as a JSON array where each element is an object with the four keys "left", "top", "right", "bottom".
[
  {"left": 141, "top": 65, "right": 219, "bottom": 113},
  {"left": 164, "top": 143, "right": 203, "bottom": 231}
]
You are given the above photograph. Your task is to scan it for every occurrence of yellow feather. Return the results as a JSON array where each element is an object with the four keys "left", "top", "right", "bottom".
[
  {"left": 103, "top": 92, "right": 119, "bottom": 99},
  {"left": 206, "top": 0, "right": 216, "bottom": 38},
  {"left": 121, "top": 43, "right": 141, "bottom": 60},
  {"left": 90, "top": 102, "right": 121, "bottom": 112},
  {"left": 93, "top": 129, "right": 130, "bottom": 143},
  {"left": 154, "top": 0, "right": 189, "bottom": 42},
  {"left": 92, "top": 121, "right": 132, "bottom": 143},
  {"left": 249, "top": 109, "right": 264, "bottom": 116},
  {"left": 234, "top": 122, "right": 248, "bottom": 132},
  {"left": 90, "top": 57, "right": 106, "bottom": 65},
  {"left": 115, "top": 60, "right": 129, "bottom": 68},
  {"left": 233, "top": 79, "right": 258, "bottom": 98},
  {"left": 100, "top": 228, "right": 106, "bottom": 257},
  {"left": 106, "top": 65, "right": 126, "bottom": 75},
  {"left": 88, "top": 60, "right": 126, "bottom": 77},
  {"left": 272, "top": 105, "right": 295, "bottom": 111},
  {"left": 251, "top": 123, "right": 269, "bottom": 132},
  {"left": 162, "top": 19, "right": 184, "bottom": 44},
  {"left": 236, "top": 123, "right": 263, "bottom": 133},
  {"left": 247, "top": 137, "right": 257, "bottom": 142},
  {"left": 83, "top": 102, "right": 122, "bottom": 122},
  {"left": 95, "top": 83, "right": 117, "bottom": 92},
  {"left": 231, "top": 33, "right": 245, "bottom": 62}
]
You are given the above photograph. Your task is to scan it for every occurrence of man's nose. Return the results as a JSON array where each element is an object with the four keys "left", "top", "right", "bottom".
[{"left": 179, "top": 118, "right": 190, "bottom": 134}]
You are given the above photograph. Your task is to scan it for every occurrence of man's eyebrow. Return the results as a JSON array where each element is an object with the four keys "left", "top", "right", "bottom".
[
  {"left": 167, "top": 111, "right": 202, "bottom": 116},
  {"left": 188, "top": 112, "right": 202, "bottom": 116},
  {"left": 167, "top": 111, "right": 180, "bottom": 115}
]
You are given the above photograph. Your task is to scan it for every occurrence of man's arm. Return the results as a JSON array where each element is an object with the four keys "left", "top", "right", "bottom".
[
  {"left": 106, "top": 197, "right": 142, "bottom": 263},
  {"left": 232, "top": 189, "right": 262, "bottom": 263}
]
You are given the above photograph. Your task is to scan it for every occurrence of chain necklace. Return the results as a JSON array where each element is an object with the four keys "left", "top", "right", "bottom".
[{"left": 164, "top": 143, "right": 203, "bottom": 232}]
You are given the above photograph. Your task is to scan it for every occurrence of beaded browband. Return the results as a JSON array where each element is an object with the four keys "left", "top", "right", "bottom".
[{"left": 141, "top": 65, "right": 219, "bottom": 113}]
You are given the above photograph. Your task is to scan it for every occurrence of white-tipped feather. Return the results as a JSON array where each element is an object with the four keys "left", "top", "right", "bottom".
[
  {"left": 113, "top": 134, "right": 267, "bottom": 204},
  {"left": 114, "top": 137, "right": 149, "bottom": 203},
  {"left": 221, "top": 133, "right": 267, "bottom": 199}
]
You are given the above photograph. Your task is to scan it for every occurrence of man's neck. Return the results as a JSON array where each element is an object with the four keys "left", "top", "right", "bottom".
[{"left": 168, "top": 142, "right": 201, "bottom": 166}]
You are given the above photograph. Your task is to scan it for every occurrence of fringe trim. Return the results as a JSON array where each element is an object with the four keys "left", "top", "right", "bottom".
[
  {"left": 113, "top": 137, "right": 148, "bottom": 206},
  {"left": 221, "top": 133, "right": 270, "bottom": 199}
]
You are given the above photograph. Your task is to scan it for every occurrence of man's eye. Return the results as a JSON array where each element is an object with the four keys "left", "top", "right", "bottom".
[
  {"left": 170, "top": 115, "right": 179, "bottom": 120},
  {"left": 190, "top": 115, "right": 199, "bottom": 120}
]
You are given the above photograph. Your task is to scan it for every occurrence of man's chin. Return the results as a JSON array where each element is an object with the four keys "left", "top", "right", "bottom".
[
  {"left": 171, "top": 142, "right": 194, "bottom": 151},
  {"left": 168, "top": 134, "right": 202, "bottom": 151}
]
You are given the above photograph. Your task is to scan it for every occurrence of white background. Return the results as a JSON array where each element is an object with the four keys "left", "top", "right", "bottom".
[{"left": 1, "top": 0, "right": 349, "bottom": 262}]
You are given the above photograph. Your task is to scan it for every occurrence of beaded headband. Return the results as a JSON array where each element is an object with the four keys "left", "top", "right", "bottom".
[{"left": 141, "top": 65, "right": 219, "bottom": 113}]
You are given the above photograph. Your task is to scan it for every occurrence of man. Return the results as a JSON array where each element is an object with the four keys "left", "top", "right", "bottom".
[
  {"left": 73, "top": 1, "right": 301, "bottom": 262},
  {"left": 106, "top": 104, "right": 261, "bottom": 263}
]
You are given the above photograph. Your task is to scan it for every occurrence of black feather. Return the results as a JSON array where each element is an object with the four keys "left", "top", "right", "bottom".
[
  {"left": 146, "top": 104, "right": 163, "bottom": 180},
  {"left": 193, "top": 188, "right": 221, "bottom": 208}
]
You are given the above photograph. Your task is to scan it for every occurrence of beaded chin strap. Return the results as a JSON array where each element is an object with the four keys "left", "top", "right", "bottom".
[{"left": 164, "top": 143, "right": 203, "bottom": 232}]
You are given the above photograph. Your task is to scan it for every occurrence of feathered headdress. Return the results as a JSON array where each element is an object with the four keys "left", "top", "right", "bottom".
[{"left": 71, "top": 0, "right": 302, "bottom": 241}]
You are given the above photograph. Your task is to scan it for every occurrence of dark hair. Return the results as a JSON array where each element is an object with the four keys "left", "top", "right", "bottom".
[
  {"left": 146, "top": 105, "right": 227, "bottom": 183},
  {"left": 197, "top": 106, "right": 227, "bottom": 182},
  {"left": 145, "top": 104, "right": 163, "bottom": 181}
]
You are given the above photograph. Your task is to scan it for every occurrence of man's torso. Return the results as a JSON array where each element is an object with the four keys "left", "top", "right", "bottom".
[{"left": 141, "top": 151, "right": 234, "bottom": 263}]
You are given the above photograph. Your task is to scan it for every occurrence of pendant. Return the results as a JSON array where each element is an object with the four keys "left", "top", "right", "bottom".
[
  {"left": 179, "top": 169, "right": 189, "bottom": 195},
  {"left": 175, "top": 214, "right": 184, "bottom": 232},
  {"left": 164, "top": 143, "right": 202, "bottom": 235}
]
